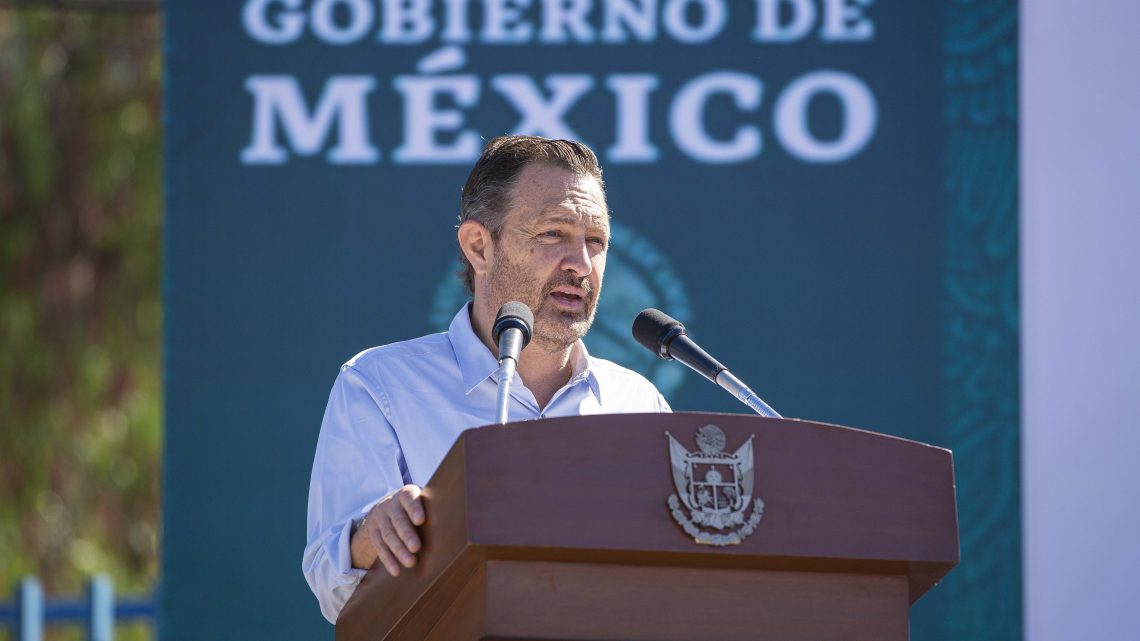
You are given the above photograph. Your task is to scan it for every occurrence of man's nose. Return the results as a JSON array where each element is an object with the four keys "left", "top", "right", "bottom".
[{"left": 560, "top": 238, "right": 593, "bottom": 276}]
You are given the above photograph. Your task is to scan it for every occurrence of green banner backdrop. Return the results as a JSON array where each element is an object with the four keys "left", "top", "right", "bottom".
[{"left": 162, "top": 1, "right": 1019, "bottom": 639}]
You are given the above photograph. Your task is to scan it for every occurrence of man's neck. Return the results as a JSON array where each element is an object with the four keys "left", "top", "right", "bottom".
[
  {"left": 516, "top": 340, "right": 576, "bottom": 410},
  {"left": 469, "top": 302, "right": 576, "bottom": 410}
]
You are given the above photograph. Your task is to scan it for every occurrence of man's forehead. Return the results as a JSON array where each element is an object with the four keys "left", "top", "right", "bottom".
[
  {"left": 509, "top": 166, "right": 610, "bottom": 227},
  {"left": 523, "top": 198, "right": 611, "bottom": 230}
]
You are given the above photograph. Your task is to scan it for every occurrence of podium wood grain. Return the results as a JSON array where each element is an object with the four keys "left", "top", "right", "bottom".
[{"left": 336, "top": 413, "right": 958, "bottom": 641}]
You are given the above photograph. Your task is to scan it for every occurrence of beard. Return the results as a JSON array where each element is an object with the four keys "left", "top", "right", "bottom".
[{"left": 486, "top": 251, "right": 600, "bottom": 351}]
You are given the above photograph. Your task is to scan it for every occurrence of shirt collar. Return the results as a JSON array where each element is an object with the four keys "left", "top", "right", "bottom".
[
  {"left": 569, "top": 339, "right": 603, "bottom": 404},
  {"left": 448, "top": 304, "right": 501, "bottom": 394},
  {"left": 446, "top": 304, "right": 602, "bottom": 402}
]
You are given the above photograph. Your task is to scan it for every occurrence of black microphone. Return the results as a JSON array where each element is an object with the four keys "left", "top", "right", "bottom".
[
  {"left": 493, "top": 301, "right": 533, "bottom": 365},
  {"left": 632, "top": 308, "right": 726, "bottom": 383},
  {"left": 632, "top": 308, "right": 781, "bottom": 418},
  {"left": 492, "top": 302, "right": 533, "bottom": 424}
]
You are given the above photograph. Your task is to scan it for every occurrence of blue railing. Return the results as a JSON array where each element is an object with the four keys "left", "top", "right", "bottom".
[{"left": 0, "top": 576, "right": 155, "bottom": 641}]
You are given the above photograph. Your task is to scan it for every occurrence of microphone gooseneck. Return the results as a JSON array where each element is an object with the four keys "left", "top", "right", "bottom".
[
  {"left": 493, "top": 302, "right": 534, "bottom": 424},
  {"left": 632, "top": 308, "right": 782, "bottom": 419}
]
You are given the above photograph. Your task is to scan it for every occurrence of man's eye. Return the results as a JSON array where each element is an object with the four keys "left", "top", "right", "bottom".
[
  {"left": 589, "top": 237, "right": 608, "bottom": 248},
  {"left": 541, "top": 230, "right": 563, "bottom": 239}
]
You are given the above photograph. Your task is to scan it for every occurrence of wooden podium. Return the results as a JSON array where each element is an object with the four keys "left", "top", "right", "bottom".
[{"left": 336, "top": 413, "right": 958, "bottom": 641}]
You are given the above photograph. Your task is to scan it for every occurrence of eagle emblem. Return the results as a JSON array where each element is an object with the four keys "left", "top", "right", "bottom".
[{"left": 666, "top": 425, "right": 764, "bottom": 546}]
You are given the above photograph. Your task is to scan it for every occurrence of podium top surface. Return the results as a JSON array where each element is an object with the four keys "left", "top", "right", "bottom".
[{"left": 454, "top": 413, "right": 956, "bottom": 562}]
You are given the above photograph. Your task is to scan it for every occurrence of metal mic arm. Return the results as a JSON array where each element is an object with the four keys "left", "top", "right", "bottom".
[
  {"left": 494, "top": 328, "right": 526, "bottom": 424},
  {"left": 666, "top": 332, "right": 782, "bottom": 418},
  {"left": 494, "top": 358, "right": 518, "bottom": 425},
  {"left": 492, "top": 302, "right": 534, "bottom": 425},
  {"left": 632, "top": 307, "right": 782, "bottom": 419},
  {"left": 714, "top": 370, "right": 782, "bottom": 418}
]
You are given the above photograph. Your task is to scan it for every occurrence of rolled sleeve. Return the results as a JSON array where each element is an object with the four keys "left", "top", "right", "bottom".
[{"left": 302, "top": 364, "right": 408, "bottom": 623}]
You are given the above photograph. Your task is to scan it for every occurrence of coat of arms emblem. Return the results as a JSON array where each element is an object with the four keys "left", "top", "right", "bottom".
[{"left": 666, "top": 425, "right": 764, "bottom": 546}]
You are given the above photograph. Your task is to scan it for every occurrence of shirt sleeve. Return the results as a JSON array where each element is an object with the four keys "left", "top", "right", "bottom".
[{"left": 302, "top": 363, "right": 409, "bottom": 624}]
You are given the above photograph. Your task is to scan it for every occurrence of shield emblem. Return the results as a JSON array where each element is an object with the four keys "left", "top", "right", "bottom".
[{"left": 666, "top": 425, "right": 764, "bottom": 545}]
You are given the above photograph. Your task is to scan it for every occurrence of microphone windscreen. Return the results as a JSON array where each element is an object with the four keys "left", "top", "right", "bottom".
[
  {"left": 493, "top": 301, "right": 534, "bottom": 343},
  {"left": 632, "top": 308, "right": 683, "bottom": 354}
]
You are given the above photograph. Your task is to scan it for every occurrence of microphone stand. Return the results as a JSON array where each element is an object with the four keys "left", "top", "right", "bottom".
[
  {"left": 715, "top": 370, "right": 782, "bottom": 418},
  {"left": 494, "top": 356, "right": 519, "bottom": 425},
  {"left": 632, "top": 308, "right": 782, "bottom": 419},
  {"left": 491, "top": 301, "right": 533, "bottom": 426}
]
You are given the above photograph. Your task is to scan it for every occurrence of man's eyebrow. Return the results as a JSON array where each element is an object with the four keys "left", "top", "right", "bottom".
[
  {"left": 536, "top": 214, "right": 579, "bottom": 224},
  {"left": 534, "top": 212, "right": 611, "bottom": 229}
]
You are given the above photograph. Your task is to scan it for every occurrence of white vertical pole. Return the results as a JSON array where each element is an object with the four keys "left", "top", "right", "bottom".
[
  {"left": 17, "top": 577, "right": 43, "bottom": 641},
  {"left": 87, "top": 575, "right": 114, "bottom": 641}
]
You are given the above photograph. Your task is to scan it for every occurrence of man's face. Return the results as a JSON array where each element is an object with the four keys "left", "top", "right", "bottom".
[{"left": 485, "top": 163, "right": 610, "bottom": 350}]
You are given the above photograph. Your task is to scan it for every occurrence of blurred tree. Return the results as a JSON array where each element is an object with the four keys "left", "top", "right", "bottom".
[{"left": 0, "top": 2, "right": 161, "bottom": 638}]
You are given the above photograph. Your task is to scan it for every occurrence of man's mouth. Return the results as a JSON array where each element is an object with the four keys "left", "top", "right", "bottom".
[{"left": 548, "top": 285, "right": 587, "bottom": 310}]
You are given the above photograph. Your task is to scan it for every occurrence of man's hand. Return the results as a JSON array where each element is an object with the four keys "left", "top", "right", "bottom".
[{"left": 350, "top": 485, "right": 425, "bottom": 576}]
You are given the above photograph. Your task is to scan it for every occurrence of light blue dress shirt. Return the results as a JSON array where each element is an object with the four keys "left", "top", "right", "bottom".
[{"left": 302, "top": 304, "right": 671, "bottom": 623}]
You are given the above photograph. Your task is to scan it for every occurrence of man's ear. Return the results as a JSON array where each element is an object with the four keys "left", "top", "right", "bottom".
[{"left": 458, "top": 221, "right": 494, "bottom": 277}]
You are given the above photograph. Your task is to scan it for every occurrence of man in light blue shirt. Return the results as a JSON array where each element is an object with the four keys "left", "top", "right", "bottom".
[{"left": 302, "top": 136, "right": 671, "bottom": 623}]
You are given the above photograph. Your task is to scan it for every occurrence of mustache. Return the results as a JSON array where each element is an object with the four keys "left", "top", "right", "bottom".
[{"left": 542, "top": 274, "right": 594, "bottom": 298}]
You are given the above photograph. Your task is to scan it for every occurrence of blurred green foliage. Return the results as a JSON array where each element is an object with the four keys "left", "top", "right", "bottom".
[{"left": 0, "top": 4, "right": 162, "bottom": 637}]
